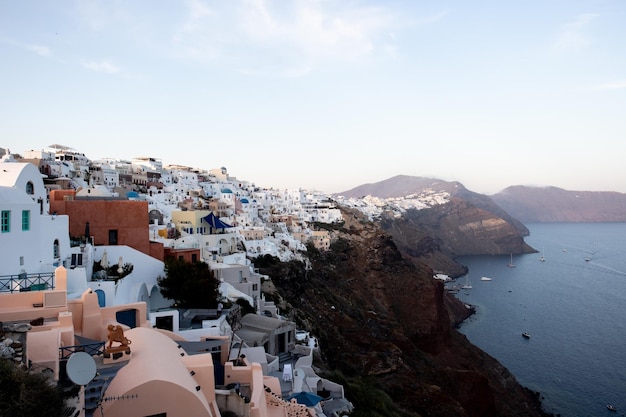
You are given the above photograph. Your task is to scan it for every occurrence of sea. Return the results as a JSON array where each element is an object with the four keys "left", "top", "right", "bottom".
[{"left": 451, "top": 222, "right": 626, "bottom": 417}]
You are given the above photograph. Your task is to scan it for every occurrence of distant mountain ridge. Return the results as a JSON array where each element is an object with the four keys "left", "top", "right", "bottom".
[
  {"left": 338, "top": 175, "right": 464, "bottom": 199},
  {"left": 491, "top": 185, "right": 626, "bottom": 223}
]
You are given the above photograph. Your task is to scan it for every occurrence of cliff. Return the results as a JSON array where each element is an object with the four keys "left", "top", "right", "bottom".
[
  {"left": 260, "top": 207, "right": 551, "bottom": 417},
  {"left": 492, "top": 186, "right": 626, "bottom": 223},
  {"left": 338, "top": 175, "right": 535, "bottom": 276}
]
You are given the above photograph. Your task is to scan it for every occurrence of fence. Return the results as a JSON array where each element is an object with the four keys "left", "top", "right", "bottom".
[{"left": 0, "top": 272, "right": 55, "bottom": 293}]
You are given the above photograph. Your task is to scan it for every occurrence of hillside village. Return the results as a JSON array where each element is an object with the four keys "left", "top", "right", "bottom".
[{"left": 0, "top": 145, "right": 453, "bottom": 417}]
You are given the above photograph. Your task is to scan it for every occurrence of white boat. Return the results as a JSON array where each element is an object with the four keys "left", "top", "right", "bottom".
[
  {"left": 480, "top": 276, "right": 492, "bottom": 281},
  {"left": 522, "top": 332, "right": 531, "bottom": 339},
  {"left": 461, "top": 275, "right": 472, "bottom": 289},
  {"left": 507, "top": 253, "right": 516, "bottom": 268}
]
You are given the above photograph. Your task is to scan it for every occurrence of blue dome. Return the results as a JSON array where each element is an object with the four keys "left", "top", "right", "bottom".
[
  {"left": 221, "top": 188, "right": 233, "bottom": 194},
  {"left": 126, "top": 191, "right": 139, "bottom": 198},
  {"left": 240, "top": 198, "right": 249, "bottom": 203}
]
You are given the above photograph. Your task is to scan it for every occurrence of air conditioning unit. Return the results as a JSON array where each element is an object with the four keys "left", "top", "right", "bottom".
[{"left": 43, "top": 290, "right": 67, "bottom": 308}]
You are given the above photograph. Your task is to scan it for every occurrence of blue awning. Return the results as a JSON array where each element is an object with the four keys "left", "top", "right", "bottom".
[{"left": 201, "top": 212, "right": 232, "bottom": 229}]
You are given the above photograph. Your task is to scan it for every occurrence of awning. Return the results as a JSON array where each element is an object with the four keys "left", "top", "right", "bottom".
[{"left": 201, "top": 212, "right": 232, "bottom": 229}]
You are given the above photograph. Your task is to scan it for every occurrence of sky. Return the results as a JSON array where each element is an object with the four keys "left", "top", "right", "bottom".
[{"left": 2, "top": 1, "right": 625, "bottom": 195}]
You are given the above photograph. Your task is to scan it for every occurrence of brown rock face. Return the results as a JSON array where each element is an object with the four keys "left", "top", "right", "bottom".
[
  {"left": 380, "top": 197, "right": 536, "bottom": 277},
  {"left": 262, "top": 207, "right": 551, "bottom": 417}
]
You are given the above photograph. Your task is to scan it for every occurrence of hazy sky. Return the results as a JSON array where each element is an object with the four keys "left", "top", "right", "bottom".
[{"left": 2, "top": 1, "right": 625, "bottom": 195}]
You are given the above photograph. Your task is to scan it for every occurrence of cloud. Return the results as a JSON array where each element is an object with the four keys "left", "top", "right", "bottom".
[
  {"left": 591, "top": 80, "right": 626, "bottom": 91},
  {"left": 173, "top": 0, "right": 402, "bottom": 76},
  {"left": 26, "top": 44, "right": 52, "bottom": 57},
  {"left": 1, "top": 37, "right": 53, "bottom": 58},
  {"left": 413, "top": 9, "right": 449, "bottom": 26},
  {"left": 82, "top": 60, "right": 122, "bottom": 74},
  {"left": 554, "top": 13, "right": 599, "bottom": 52}
]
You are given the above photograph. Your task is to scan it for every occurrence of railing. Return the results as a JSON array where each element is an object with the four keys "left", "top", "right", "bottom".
[
  {"left": 59, "top": 342, "right": 106, "bottom": 360},
  {"left": 0, "top": 272, "right": 55, "bottom": 293}
]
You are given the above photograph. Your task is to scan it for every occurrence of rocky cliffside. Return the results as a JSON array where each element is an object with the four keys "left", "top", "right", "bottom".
[
  {"left": 492, "top": 186, "right": 626, "bottom": 223},
  {"left": 338, "top": 175, "right": 535, "bottom": 276},
  {"left": 260, "top": 207, "right": 551, "bottom": 417}
]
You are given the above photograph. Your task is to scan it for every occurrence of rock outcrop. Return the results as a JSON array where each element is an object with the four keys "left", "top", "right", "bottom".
[
  {"left": 337, "top": 175, "right": 535, "bottom": 276},
  {"left": 261, "top": 207, "right": 551, "bottom": 417}
]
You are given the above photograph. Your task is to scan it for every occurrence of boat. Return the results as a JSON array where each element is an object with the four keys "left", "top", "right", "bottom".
[
  {"left": 480, "top": 276, "right": 492, "bottom": 281},
  {"left": 607, "top": 404, "right": 617, "bottom": 412},
  {"left": 522, "top": 332, "right": 531, "bottom": 339},
  {"left": 507, "top": 253, "right": 516, "bottom": 268},
  {"left": 539, "top": 248, "right": 546, "bottom": 262},
  {"left": 461, "top": 275, "right": 472, "bottom": 289}
]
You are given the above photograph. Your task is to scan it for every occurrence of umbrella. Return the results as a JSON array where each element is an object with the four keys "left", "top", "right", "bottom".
[
  {"left": 101, "top": 250, "right": 109, "bottom": 269},
  {"left": 286, "top": 391, "right": 323, "bottom": 407}
]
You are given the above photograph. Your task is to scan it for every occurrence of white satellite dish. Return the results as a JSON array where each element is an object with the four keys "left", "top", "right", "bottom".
[{"left": 66, "top": 352, "right": 97, "bottom": 386}]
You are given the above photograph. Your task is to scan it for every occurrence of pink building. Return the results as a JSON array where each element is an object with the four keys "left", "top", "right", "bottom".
[{"left": 0, "top": 266, "right": 318, "bottom": 417}]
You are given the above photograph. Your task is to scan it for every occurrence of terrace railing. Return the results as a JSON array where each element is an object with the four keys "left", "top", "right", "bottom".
[
  {"left": 59, "top": 341, "right": 105, "bottom": 360},
  {"left": 0, "top": 272, "right": 55, "bottom": 293}
]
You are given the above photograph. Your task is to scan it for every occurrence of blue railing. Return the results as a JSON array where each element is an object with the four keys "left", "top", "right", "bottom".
[{"left": 0, "top": 272, "right": 55, "bottom": 293}]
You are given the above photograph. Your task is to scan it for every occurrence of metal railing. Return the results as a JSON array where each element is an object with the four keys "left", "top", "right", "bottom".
[
  {"left": 0, "top": 272, "right": 55, "bottom": 293},
  {"left": 59, "top": 342, "right": 105, "bottom": 360}
]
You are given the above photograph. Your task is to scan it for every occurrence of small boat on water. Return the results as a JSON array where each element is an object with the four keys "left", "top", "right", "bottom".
[
  {"left": 607, "top": 404, "right": 617, "bottom": 412},
  {"left": 507, "top": 253, "right": 516, "bottom": 268},
  {"left": 522, "top": 332, "right": 531, "bottom": 339},
  {"left": 480, "top": 276, "right": 492, "bottom": 281},
  {"left": 461, "top": 275, "right": 472, "bottom": 289}
]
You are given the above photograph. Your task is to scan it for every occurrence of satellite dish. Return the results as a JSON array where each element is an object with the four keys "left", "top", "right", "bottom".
[{"left": 66, "top": 352, "right": 97, "bottom": 386}]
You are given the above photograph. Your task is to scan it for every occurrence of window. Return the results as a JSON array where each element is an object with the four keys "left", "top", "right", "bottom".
[
  {"left": 26, "top": 181, "right": 34, "bottom": 195},
  {"left": 1, "top": 210, "right": 9, "bottom": 233},
  {"left": 53, "top": 239, "right": 60, "bottom": 258},
  {"left": 71, "top": 253, "right": 83, "bottom": 266},
  {"left": 108, "top": 230, "right": 118, "bottom": 245},
  {"left": 22, "top": 210, "right": 30, "bottom": 231}
]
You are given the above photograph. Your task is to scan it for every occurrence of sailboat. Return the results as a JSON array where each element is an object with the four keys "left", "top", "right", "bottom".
[
  {"left": 539, "top": 248, "right": 546, "bottom": 262},
  {"left": 507, "top": 253, "right": 516, "bottom": 268},
  {"left": 461, "top": 275, "right": 472, "bottom": 289}
]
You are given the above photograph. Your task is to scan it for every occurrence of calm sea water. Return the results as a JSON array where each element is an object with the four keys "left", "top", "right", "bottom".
[{"left": 453, "top": 223, "right": 626, "bottom": 417}]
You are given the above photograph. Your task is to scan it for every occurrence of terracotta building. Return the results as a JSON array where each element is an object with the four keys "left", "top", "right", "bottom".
[{"left": 49, "top": 189, "right": 163, "bottom": 260}]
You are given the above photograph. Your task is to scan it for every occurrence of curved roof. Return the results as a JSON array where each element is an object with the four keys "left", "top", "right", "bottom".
[
  {"left": 240, "top": 198, "right": 249, "bottom": 204},
  {"left": 221, "top": 188, "right": 232, "bottom": 194},
  {"left": 102, "top": 327, "right": 213, "bottom": 416}
]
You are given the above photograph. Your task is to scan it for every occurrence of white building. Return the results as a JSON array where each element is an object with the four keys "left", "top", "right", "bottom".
[{"left": 0, "top": 160, "right": 70, "bottom": 276}]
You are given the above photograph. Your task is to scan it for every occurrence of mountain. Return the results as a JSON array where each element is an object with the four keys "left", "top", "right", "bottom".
[
  {"left": 491, "top": 186, "right": 626, "bottom": 223},
  {"left": 262, "top": 206, "right": 551, "bottom": 417},
  {"left": 337, "top": 175, "right": 535, "bottom": 276}
]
